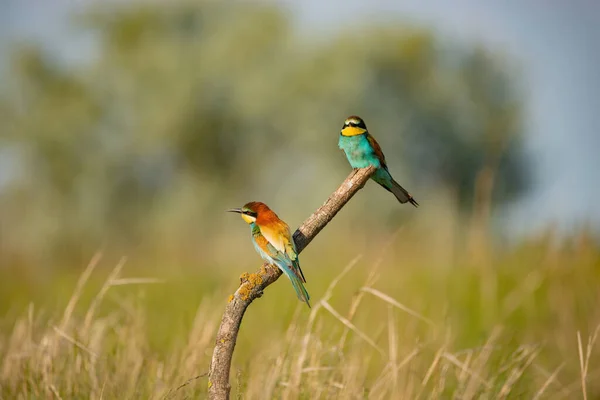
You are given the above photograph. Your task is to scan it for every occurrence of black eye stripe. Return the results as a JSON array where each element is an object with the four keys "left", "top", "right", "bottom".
[
  {"left": 343, "top": 119, "right": 367, "bottom": 130},
  {"left": 243, "top": 211, "right": 257, "bottom": 217}
]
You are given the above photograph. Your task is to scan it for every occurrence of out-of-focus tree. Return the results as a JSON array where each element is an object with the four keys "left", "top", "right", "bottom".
[{"left": 0, "top": 1, "right": 530, "bottom": 268}]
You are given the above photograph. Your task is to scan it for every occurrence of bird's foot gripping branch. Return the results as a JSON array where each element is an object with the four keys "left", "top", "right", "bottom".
[{"left": 208, "top": 166, "right": 376, "bottom": 400}]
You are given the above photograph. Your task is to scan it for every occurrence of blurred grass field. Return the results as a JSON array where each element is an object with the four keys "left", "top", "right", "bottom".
[{"left": 1, "top": 216, "right": 599, "bottom": 399}]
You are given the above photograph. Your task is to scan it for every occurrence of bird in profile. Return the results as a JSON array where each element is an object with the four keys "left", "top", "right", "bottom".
[
  {"left": 227, "top": 201, "right": 310, "bottom": 308},
  {"left": 338, "top": 115, "right": 419, "bottom": 207}
]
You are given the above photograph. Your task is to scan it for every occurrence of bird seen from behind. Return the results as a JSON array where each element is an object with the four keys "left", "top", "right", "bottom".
[
  {"left": 338, "top": 115, "right": 418, "bottom": 207},
  {"left": 227, "top": 201, "right": 311, "bottom": 308}
]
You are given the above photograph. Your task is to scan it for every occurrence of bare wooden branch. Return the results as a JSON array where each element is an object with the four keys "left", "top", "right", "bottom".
[{"left": 207, "top": 166, "right": 376, "bottom": 400}]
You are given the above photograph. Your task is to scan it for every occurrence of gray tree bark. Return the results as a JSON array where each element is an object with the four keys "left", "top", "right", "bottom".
[{"left": 208, "top": 166, "right": 376, "bottom": 400}]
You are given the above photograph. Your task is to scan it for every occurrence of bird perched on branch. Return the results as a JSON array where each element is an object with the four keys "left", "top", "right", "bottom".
[
  {"left": 227, "top": 201, "right": 310, "bottom": 308},
  {"left": 338, "top": 115, "right": 419, "bottom": 207}
]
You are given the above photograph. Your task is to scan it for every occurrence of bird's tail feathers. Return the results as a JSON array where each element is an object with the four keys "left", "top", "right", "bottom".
[
  {"left": 292, "top": 260, "right": 307, "bottom": 283},
  {"left": 389, "top": 178, "right": 419, "bottom": 207},
  {"left": 277, "top": 261, "right": 311, "bottom": 308}
]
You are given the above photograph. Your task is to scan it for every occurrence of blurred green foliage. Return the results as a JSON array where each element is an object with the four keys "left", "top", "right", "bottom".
[{"left": 1, "top": 1, "right": 528, "bottom": 270}]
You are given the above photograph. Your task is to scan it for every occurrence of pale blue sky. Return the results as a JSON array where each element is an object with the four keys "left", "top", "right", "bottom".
[{"left": 1, "top": 0, "right": 599, "bottom": 235}]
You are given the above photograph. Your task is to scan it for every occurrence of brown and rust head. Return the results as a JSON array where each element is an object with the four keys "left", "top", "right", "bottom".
[
  {"left": 226, "top": 201, "right": 276, "bottom": 225},
  {"left": 341, "top": 115, "right": 368, "bottom": 136}
]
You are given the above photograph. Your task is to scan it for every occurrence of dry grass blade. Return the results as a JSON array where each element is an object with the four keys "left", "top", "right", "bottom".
[
  {"left": 287, "top": 256, "right": 361, "bottom": 396},
  {"left": 109, "top": 278, "right": 164, "bottom": 286},
  {"left": 388, "top": 304, "right": 399, "bottom": 397},
  {"left": 323, "top": 255, "right": 362, "bottom": 302},
  {"left": 443, "top": 352, "right": 492, "bottom": 391},
  {"left": 336, "top": 267, "right": 378, "bottom": 352},
  {"left": 497, "top": 345, "right": 540, "bottom": 399},
  {"left": 82, "top": 257, "right": 127, "bottom": 335},
  {"left": 58, "top": 252, "right": 102, "bottom": 330},
  {"left": 52, "top": 326, "right": 98, "bottom": 360},
  {"left": 99, "top": 380, "right": 106, "bottom": 400},
  {"left": 301, "top": 367, "right": 336, "bottom": 373},
  {"left": 577, "top": 325, "right": 599, "bottom": 400},
  {"left": 371, "top": 347, "right": 421, "bottom": 398},
  {"left": 461, "top": 326, "right": 502, "bottom": 398},
  {"left": 397, "top": 347, "right": 420, "bottom": 371},
  {"left": 421, "top": 346, "right": 445, "bottom": 390},
  {"left": 577, "top": 331, "right": 587, "bottom": 400},
  {"left": 533, "top": 363, "right": 564, "bottom": 400},
  {"left": 388, "top": 305, "right": 398, "bottom": 364},
  {"left": 261, "top": 306, "right": 301, "bottom": 399},
  {"left": 360, "top": 287, "right": 436, "bottom": 328},
  {"left": 335, "top": 230, "right": 401, "bottom": 353},
  {"left": 321, "top": 300, "right": 385, "bottom": 357},
  {"left": 368, "top": 363, "right": 393, "bottom": 399},
  {"left": 48, "top": 384, "right": 63, "bottom": 400},
  {"left": 288, "top": 301, "right": 321, "bottom": 395},
  {"left": 163, "top": 372, "right": 208, "bottom": 400},
  {"left": 457, "top": 350, "right": 474, "bottom": 384}
]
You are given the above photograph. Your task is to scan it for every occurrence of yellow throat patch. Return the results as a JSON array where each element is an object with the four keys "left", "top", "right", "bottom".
[
  {"left": 241, "top": 214, "right": 256, "bottom": 224},
  {"left": 341, "top": 126, "right": 367, "bottom": 137}
]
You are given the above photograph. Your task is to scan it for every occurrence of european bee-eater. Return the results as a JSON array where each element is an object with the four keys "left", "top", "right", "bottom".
[
  {"left": 227, "top": 201, "right": 310, "bottom": 308},
  {"left": 338, "top": 115, "right": 419, "bottom": 207}
]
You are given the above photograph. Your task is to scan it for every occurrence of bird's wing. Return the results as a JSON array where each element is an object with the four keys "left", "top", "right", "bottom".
[
  {"left": 367, "top": 133, "right": 388, "bottom": 169},
  {"left": 261, "top": 222, "right": 306, "bottom": 283},
  {"left": 282, "top": 227, "right": 307, "bottom": 283},
  {"left": 260, "top": 223, "right": 286, "bottom": 254}
]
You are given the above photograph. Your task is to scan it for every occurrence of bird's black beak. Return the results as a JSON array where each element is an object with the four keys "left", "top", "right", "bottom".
[{"left": 226, "top": 208, "right": 243, "bottom": 214}]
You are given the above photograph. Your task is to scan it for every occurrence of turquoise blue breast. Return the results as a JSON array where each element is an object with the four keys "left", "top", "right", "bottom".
[{"left": 338, "top": 134, "right": 382, "bottom": 169}]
